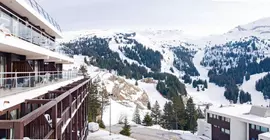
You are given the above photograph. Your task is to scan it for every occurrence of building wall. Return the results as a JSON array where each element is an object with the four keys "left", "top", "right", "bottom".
[
  {"left": 207, "top": 113, "right": 230, "bottom": 140},
  {"left": 230, "top": 118, "right": 247, "bottom": 140},
  {"left": 197, "top": 119, "right": 211, "bottom": 139},
  {"left": 249, "top": 123, "right": 270, "bottom": 140}
]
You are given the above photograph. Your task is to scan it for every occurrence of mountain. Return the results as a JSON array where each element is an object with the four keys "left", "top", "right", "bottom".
[
  {"left": 195, "top": 17, "right": 270, "bottom": 105},
  {"left": 228, "top": 17, "right": 270, "bottom": 38},
  {"left": 61, "top": 17, "right": 270, "bottom": 109}
]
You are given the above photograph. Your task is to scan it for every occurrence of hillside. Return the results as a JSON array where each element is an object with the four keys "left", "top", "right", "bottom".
[{"left": 61, "top": 17, "right": 270, "bottom": 109}]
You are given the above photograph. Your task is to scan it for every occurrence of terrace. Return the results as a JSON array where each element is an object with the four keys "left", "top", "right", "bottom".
[
  {"left": 0, "top": 70, "right": 80, "bottom": 97},
  {"left": 0, "top": 4, "right": 56, "bottom": 50},
  {"left": 0, "top": 78, "right": 90, "bottom": 139}
]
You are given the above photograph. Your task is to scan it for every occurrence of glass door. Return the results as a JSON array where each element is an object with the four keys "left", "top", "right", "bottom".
[{"left": 0, "top": 56, "right": 6, "bottom": 87}]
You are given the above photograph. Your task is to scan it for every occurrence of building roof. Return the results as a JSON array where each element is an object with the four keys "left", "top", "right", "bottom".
[
  {"left": 208, "top": 105, "right": 270, "bottom": 127},
  {"left": 250, "top": 105, "right": 270, "bottom": 117},
  {"left": 259, "top": 132, "right": 270, "bottom": 138}
]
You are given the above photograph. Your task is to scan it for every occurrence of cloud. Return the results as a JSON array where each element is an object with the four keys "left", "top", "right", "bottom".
[{"left": 39, "top": 0, "right": 270, "bottom": 36}]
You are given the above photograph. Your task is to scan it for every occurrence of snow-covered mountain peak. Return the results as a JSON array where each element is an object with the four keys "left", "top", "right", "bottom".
[
  {"left": 229, "top": 17, "right": 270, "bottom": 34},
  {"left": 61, "top": 29, "right": 196, "bottom": 48},
  {"left": 193, "top": 17, "right": 270, "bottom": 48}
]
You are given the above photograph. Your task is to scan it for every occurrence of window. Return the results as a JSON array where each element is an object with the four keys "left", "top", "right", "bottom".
[
  {"left": 221, "top": 128, "right": 225, "bottom": 132},
  {"left": 225, "top": 129, "right": 230, "bottom": 134},
  {"left": 251, "top": 124, "right": 255, "bottom": 129},
  {"left": 221, "top": 117, "right": 225, "bottom": 121},
  {"left": 256, "top": 125, "right": 260, "bottom": 131},
  {"left": 260, "top": 126, "right": 269, "bottom": 132}
]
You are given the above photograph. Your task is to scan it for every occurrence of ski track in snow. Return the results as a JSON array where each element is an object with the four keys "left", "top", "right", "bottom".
[
  {"left": 190, "top": 50, "right": 229, "bottom": 106},
  {"left": 240, "top": 72, "right": 269, "bottom": 106}
]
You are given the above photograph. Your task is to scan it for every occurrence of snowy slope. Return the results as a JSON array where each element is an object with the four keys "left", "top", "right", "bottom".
[
  {"left": 66, "top": 55, "right": 167, "bottom": 125},
  {"left": 194, "top": 17, "right": 270, "bottom": 47},
  {"left": 190, "top": 50, "right": 229, "bottom": 106},
  {"left": 61, "top": 29, "right": 199, "bottom": 77},
  {"left": 240, "top": 72, "right": 269, "bottom": 106},
  {"left": 62, "top": 16, "right": 270, "bottom": 109}
]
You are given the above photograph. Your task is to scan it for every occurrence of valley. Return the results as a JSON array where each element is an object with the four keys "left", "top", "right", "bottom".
[{"left": 60, "top": 17, "right": 270, "bottom": 139}]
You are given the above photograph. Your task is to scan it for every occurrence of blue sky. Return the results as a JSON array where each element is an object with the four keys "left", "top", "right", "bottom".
[{"left": 38, "top": 0, "right": 270, "bottom": 36}]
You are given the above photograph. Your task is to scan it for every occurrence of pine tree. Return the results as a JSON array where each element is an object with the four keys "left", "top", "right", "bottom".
[
  {"left": 79, "top": 65, "right": 88, "bottom": 77},
  {"left": 161, "top": 102, "right": 174, "bottom": 129},
  {"left": 204, "top": 80, "right": 208, "bottom": 89},
  {"left": 192, "top": 80, "right": 197, "bottom": 88},
  {"left": 84, "top": 57, "right": 89, "bottom": 65},
  {"left": 97, "top": 119, "right": 106, "bottom": 129},
  {"left": 133, "top": 105, "right": 141, "bottom": 124},
  {"left": 185, "top": 97, "right": 198, "bottom": 133},
  {"left": 172, "top": 95, "right": 186, "bottom": 130},
  {"left": 197, "top": 86, "right": 200, "bottom": 92},
  {"left": 151, "top": 101, "right": 161, "bottom": 124},
  {"left": 88, "top": 81, "right": 101, "bottom": 122},
  {"left": 120, "top": 117, "right": 131, "bottom": 136},
  {"left": 245, "top": 72, "right": 251, "bottom": 81},
  {"left": 135, "top": 80, "right": 138, "bottom": 86},
  {"left": 147, "top": 101, "right": 151, "bottom": 110},
  {"left": 143, "top": 113, "right": 153, "bottom": 126}
]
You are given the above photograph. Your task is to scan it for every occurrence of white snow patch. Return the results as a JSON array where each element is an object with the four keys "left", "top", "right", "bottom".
[
  {"left": 144, "top": 125, "right": 210, "bottom": 140},
  {"left": 137, "top": 81, "right": 168, "bottom": 109},
  {"left": 240, "top": 72, "right": 269, "bottom": 106},
  {"left": 189, "top": 50, "right": 229, "bottom": 106},
  {"left": 87, "top": 129, "right": 135, "bottom": 140},
  {"left": 102, "top": 99, "right": 149, "bottom": 126}
]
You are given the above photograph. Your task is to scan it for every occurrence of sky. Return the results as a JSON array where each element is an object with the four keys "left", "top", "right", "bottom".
[{"left": 38, "top": 0, "right": 270, "bottom": 37}]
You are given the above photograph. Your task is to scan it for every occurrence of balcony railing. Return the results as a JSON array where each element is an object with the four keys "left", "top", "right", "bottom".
[
  {"left": 23, "top": 0, "right": 61, "bottom": 32},
  {"left": 0, "top": 5, "right": 56, "bottom": 50},
  {"left": 0, "top": 70, "right": 79, "bottom": 97}
]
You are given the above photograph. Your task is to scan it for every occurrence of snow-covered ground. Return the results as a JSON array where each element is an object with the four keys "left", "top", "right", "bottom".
[
  {"left": 240, "top": 72, "right": 269, "bottom": 106},
  {"left": 189, "top": 50, "right": 229, "bottom": 106},
  {"left": 191, "top": 50, "right": 270, "bottom": 107},
  {"left": 102, "top": 99, "right": 149, "bottom": 126},
  {"left": 143, "top": 125, "right": 210, "bottom": 140},
  {"left": 136, "top": 81, "right": 168, "bottom": 109},
  {"left": 87, "top": 129, "right": 135, "bottom": 140}
]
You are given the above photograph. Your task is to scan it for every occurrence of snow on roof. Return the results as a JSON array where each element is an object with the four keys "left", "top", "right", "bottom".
[
  {"left": 208, "top": 104, "right": 252, "bottom": 117},
  {"left": 208, "top": 105, "right": 270, "bottom": 127},
  {"left": 260, "top": 132, "right": 270, "bottom": 138}
]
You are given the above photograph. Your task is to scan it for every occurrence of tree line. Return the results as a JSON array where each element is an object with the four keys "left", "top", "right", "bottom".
[
  {"left": 119, "top": 40, "right": 163, "bottom": 72},
  {"left": 62, "top": 36, "right": 188, "bottom": 100},
  {"left": 256, "top": 73, "right": 270, "bottom": 99},
  {"left": 133, "top": 96, "right": 203, "bottom": 133}
]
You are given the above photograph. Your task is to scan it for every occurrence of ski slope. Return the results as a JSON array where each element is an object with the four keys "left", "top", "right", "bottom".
[
  {"left": 240, "top": 72, "right": 269, "bottom": 106},
  {"left": 188, "top": 50, "right": 229, "bottom": 106}
]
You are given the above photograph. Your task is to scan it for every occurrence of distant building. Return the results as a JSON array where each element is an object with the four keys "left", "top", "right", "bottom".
[{"left": 198, "top": 105, "right": 270, "bottom": 140}]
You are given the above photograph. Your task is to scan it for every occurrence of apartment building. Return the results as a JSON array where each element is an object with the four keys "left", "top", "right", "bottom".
[
  {"left": 0, "top": 0, "right": 90, "bottom": 139},
  {"left": 198, "top": 105, "right": 270, "bottom": 140}
]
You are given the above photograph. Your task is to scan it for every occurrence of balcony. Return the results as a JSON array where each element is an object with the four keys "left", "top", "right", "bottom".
[
  {"left": 0, "top": 4, "right": 56, "bottom": 50},
  {"left": 0, "top": 78, "right": 90, "bottom": 139},
  {"left": 23, "top": 0, "right": 61, "bottom": 32},
  {"left": 0, "top": 70, "right": 79, "bottom": 97}
]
